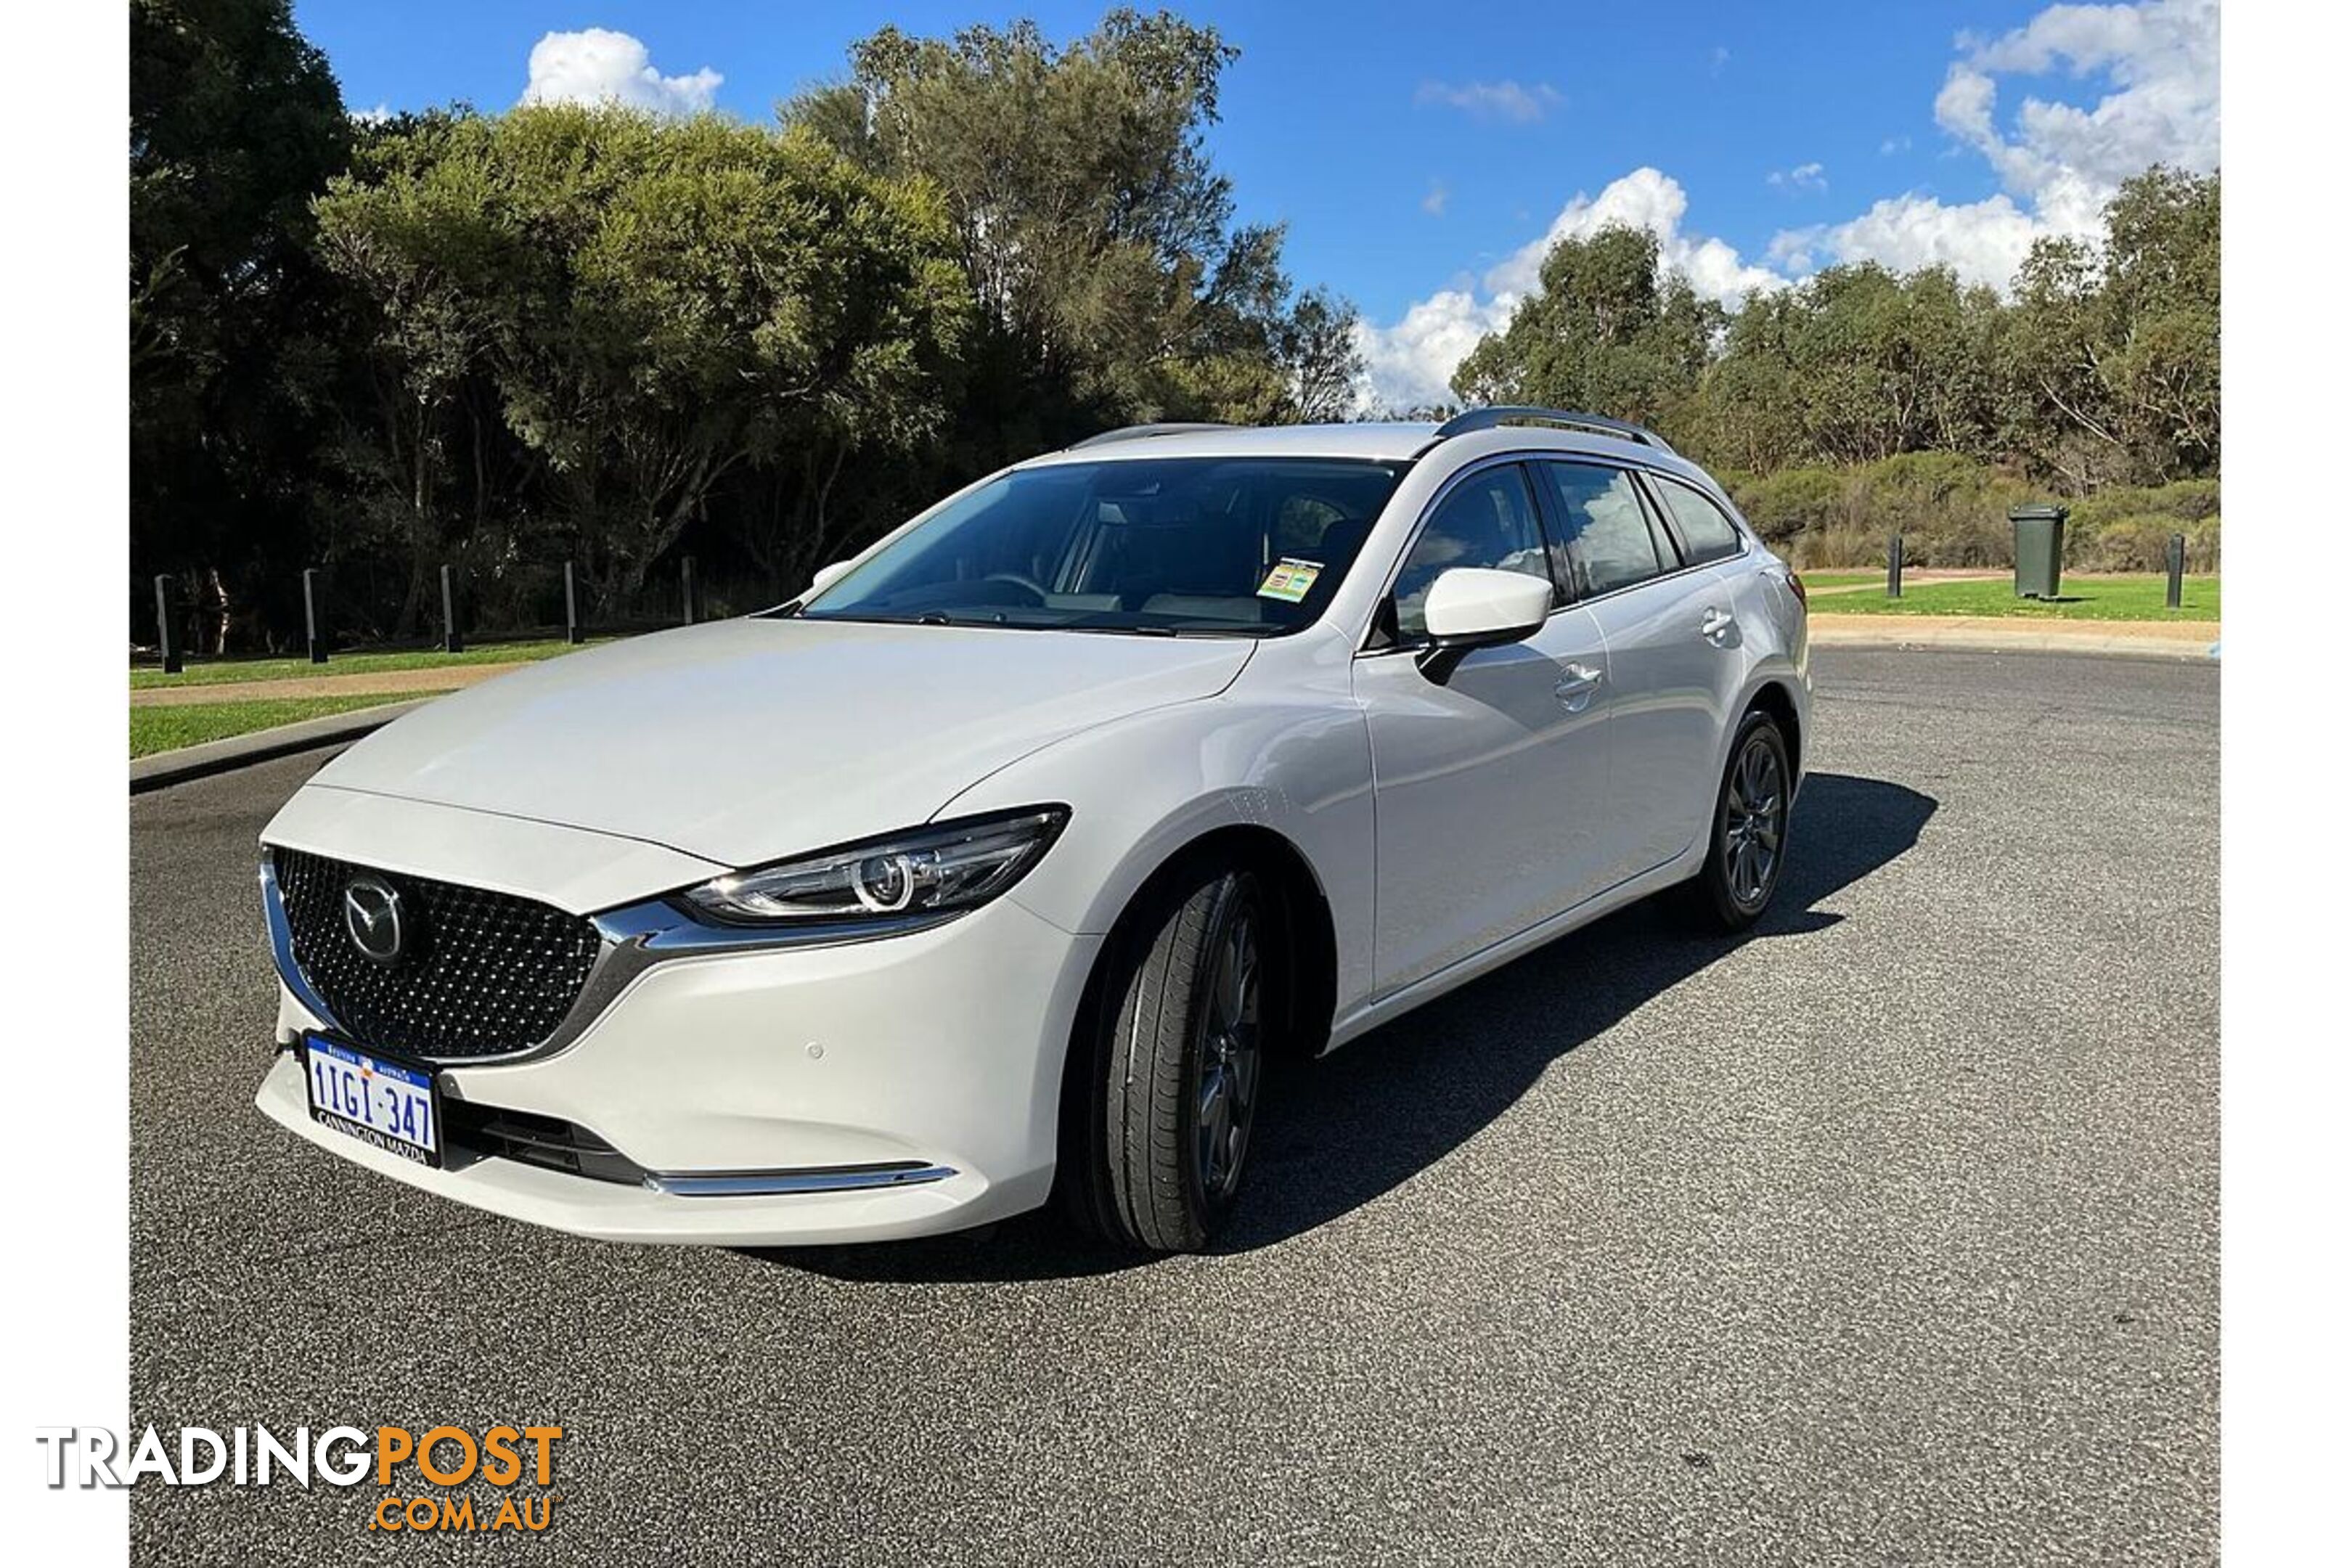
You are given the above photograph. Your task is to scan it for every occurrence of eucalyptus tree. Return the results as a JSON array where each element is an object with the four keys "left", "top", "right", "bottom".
[
  {"left": 314, "top": 105, "right": 971, "bottom": 609},
  {"left": 132, "top": 0, "right": 352, "bottom": 645},
  {"left": 1448, "top": 226, "right": 1724, "bottom": 428},
  {"left": 791, "top": 9, "right": 1360, "bottom": 439}
]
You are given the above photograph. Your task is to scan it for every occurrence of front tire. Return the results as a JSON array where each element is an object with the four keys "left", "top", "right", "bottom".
[
  {"left": 1060, "top": 867, "right": 1267, "bottom": 1253},
  {"left": 1692, "top": 711, "right": 1792, "bottom": 931}
]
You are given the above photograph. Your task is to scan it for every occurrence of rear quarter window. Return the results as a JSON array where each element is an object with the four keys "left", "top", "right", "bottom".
[{"left": 1651, "top": 476, "right": 1747, "bottom": 565}]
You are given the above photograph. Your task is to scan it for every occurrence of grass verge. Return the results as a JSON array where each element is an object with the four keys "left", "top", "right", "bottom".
[
  {"left": 131, "top": 692, "right": 431, "bottom": 759},
  {"left": 131, "top": 638, "right": 605, "bottom": 690},
  {"left": 1812, "top": 573, "right": 2218, "bottom": 621}
]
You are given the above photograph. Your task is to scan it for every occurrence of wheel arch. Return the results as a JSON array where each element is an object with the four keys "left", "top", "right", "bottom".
[
  {"left": 1745, "top": 675, "right": 1803, "bottom": 781},
  {"left": 1078, "top": 822, "right": 1340, "bottom": 1064},
  {"left": 1047, "top": 820, "right": 1342, "bottom": 1240}
]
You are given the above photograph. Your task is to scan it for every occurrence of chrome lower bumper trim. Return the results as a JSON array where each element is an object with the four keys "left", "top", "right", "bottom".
[{"left": 642, "top": 1164, "right": 958, "bottom": 1198}]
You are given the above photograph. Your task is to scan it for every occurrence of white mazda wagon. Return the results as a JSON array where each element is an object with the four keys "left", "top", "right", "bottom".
[{"left": 255, "top": 409, "right": 1810, "bottom": 1253}]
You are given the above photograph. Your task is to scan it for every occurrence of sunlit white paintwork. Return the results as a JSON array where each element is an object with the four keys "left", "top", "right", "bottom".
[
  {"left": 1420, "top": 565, "right": 1553, "bottom": 642},
  {"left": 256, "top": 421, "right": 1810, "bottom": 1244},
  {"left": 295, "top": 617, "right": 1254, "bottom": 867}
]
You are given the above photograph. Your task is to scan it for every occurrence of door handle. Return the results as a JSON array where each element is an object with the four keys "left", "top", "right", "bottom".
[
  {"left": 1699, "top": 606, "right": 1739, "bottom": 647},
  {"left": 1553, "top": 662, "right": 1603, "bottom": 712}
]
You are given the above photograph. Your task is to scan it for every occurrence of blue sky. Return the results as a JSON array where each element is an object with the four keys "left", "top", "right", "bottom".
[{"left": 294, "top": 0, "right": 2220, "bottom": 408}]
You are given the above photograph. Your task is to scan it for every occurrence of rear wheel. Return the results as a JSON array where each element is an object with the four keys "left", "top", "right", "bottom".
[
  {"left": 1060, "top": 867, "right": 1267, "bottom": 1252},
  {"left": 1691, "top": 711, "right": 1792, "bottom": 931}
]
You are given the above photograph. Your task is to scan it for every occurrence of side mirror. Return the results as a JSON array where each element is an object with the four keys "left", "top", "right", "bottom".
[
  {"left": 805, "top": 560, "right": 854, "bottom": 599},
  {"left": 1416, "top": 567, "right": 1552, "bottom": 682}
]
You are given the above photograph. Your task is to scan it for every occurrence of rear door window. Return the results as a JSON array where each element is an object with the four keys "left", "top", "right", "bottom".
[
  {"left": 1649, "top": 476, "right": 1747, "bottom": 565},
  {"left": 1537, "top": 462, "right": 1667, "bottom": 600}
]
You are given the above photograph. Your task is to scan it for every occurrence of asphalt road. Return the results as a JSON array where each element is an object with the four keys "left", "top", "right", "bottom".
[{"left": 128, "top": 648, "right": 2218, "bottom": 1566}]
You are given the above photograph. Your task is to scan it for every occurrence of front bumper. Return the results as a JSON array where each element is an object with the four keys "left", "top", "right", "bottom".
[{"left": 258, "top": 889, "right": 1101, "bottom": 1246}]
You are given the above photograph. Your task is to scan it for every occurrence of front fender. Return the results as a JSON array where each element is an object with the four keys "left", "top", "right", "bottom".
[{"left": 933, "top": 630, "right": 1379, "bottom": 1018}]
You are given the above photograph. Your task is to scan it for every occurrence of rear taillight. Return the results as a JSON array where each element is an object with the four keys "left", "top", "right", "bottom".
[{"left": 1784, "top": 570, "right": 1808, "bottom": 609}]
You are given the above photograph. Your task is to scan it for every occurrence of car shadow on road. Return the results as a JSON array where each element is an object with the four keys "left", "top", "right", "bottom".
[{"left": 759, "top": 771, "right": 1936, "bottom": 1284}]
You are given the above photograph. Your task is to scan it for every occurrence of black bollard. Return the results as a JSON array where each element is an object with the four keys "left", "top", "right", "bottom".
[
  {"left": 1886, "top": 532, "right": 1904, "bottom": 599},
  {"left": 682, "top": 555, "right": 698, "bottom": 626},
  {"left": 154, "top": 574, "right": 182, "bottom": 674},
  {"left": 563, "top": 561, "right": 584, "bottom": 645},
  {"left": 441, "top": 564, "right": 463, "bottom": 653},
  {"left": 303, "top": 568, "right": 327, "bottom": 664},
  {"left": 2165, "top": 533, "right": 2186, "bottom": 611}
]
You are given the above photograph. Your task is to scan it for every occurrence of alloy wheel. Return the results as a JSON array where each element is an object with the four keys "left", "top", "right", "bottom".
[
  {"left": 1195, "top": 899, "right": 1262, "bottom": 1202},
  {"left": 1721, "top": 734, "right": 1786, "bottom": 912}
]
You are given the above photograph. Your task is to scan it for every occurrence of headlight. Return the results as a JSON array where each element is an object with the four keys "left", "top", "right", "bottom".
[{"left": 679, "top": 807, "right": 1069, "bottom": 925}]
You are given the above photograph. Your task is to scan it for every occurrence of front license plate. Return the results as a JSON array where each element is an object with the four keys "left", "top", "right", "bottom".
[{"left": 300, "top": 1035, "right": 441, "bottom": 1167}]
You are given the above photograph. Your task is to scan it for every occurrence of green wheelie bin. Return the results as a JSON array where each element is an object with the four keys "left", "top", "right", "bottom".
[{"left": 2009, "top": 503, "right": 2067, "bottom": 600}]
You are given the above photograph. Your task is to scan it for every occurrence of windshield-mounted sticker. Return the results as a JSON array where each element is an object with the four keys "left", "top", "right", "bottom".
[{"left": 1257, "top": 558, "right": 1323, "bottom": 603}]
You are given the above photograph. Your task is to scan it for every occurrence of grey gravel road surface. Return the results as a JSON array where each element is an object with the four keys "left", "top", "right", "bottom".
[{"left": 127, "top": 649, "right": 2218, "bottom": 1566}]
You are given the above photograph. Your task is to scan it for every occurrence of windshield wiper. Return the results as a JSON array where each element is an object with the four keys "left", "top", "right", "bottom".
[
  {"left": 799, "top": 609, "right": 981, "bottom": 629},
  {"left": 1058, "top": 617, "right": 1267, "bottom": 639},
  {"left": 813, "top": 609, "right": 1262, "bottom": 637}
]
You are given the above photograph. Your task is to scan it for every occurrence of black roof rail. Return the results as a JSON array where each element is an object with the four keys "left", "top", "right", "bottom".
[
  {"left": 1421, "top": 406, "right": 1674, "bottom": 454},
  {"left": 1066, "top": 422, "right": 1233, "bottom": 451}
]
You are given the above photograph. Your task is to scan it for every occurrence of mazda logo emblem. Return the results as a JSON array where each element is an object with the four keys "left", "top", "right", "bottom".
[{"left": 342, "top": 875, "right": 407, "bottom": 965}]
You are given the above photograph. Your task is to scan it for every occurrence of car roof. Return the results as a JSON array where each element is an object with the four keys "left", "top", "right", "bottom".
[
  {"left": 1014, "top": 420, "right": 1722, "bottom": 489},
  {"left": 1018, "top": 422, "right": 1441, "bottom": 466}
]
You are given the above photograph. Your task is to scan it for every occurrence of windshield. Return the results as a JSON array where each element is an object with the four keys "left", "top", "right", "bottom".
[{"left": 792, "top": 457, "right": 1408, "bottom": 637}]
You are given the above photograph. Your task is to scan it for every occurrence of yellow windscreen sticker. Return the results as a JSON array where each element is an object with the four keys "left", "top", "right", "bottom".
[{"left": 1257, "top": 558, "right": 1323, "bottom": 603}]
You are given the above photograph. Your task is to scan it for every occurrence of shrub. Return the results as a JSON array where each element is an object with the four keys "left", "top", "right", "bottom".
[
  {"left": 2064, "top": 480, "right": 2221, "bottom": 571},
  {"left": 1720, "top": 467, "right": 1841, "bottom": 550},
  {"left": 1721, "top": 457, "right": 2221, "bottom": 571}
]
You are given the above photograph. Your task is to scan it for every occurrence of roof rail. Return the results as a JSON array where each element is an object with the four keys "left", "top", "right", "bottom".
[
  {"left": 1421, "top": 406, "right": 1674, "bottom": 454},
  {"left": 1066, "top": 422, "right": 1233, "bottom": 451}
]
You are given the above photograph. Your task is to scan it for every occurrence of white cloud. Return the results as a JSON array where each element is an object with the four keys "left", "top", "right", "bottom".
[
  {"left": 1879, "top": 135, "right": 1912, "bottom": 155},
  {"left": 1767, "top": 161, "right": 1829, "bottom": 193},
  {"left": 1935, "top": 0, "right": 2216, "bottom": 211},
  {"left": 1356, "top": 168, "right": 1784, "bottom": 411},
  {"left": 1421, "top": 181, "right": 1450, "bottom": 218},
  {"left": 352, "top": 102, "right": 391, "bottom": 126},
  {"left": 1413, "top": 79, "right": 1564, "bottom": 123},
  {"left": 1770, "top": 0, "right": 2216, "bottom": 286},
  {"left": 1709, "top": 46, "right": 1732, "bottom": 77},
  {"left": 1478, "top": 168, "right": 1784, "bottom": 306},
  {"left": 1356, "top": 0, "right": 2218, "bottom": 412},
  {"left": 1352, "top": 289, "right": 1515, "bottom": 412},
  {"left": 1766, "top": 190, "right": 2046, "bottom": 282},
  {"left": 520, "top": 28, "right": 722, "bottom": 115}
]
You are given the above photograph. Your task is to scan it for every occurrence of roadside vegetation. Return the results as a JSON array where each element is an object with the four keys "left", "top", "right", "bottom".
[
  {"left": 135, "top": 3, "right": 1359, "bottom": 654},
  {"left": 1451, "top": 172, "right": 2217, "bottom": 573},
  {"left": 1722, "top": 464, "right": 2217, "bottom": 573},
  {"left": 134, "top": 1, "right": 2218, "bottom": 658},
  {"left": 130, "top": 693, "right": 428, "bottom": 759}
]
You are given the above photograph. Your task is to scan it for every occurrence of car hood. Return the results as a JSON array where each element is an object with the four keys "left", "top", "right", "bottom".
[{"left": 307, "top": 618, "right": 1254, "bottom": 868}]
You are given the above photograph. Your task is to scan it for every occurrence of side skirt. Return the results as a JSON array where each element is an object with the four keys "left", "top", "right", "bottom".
[{"left": 1321, "top": 840, "right": 1710, "bottom": 1054}]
